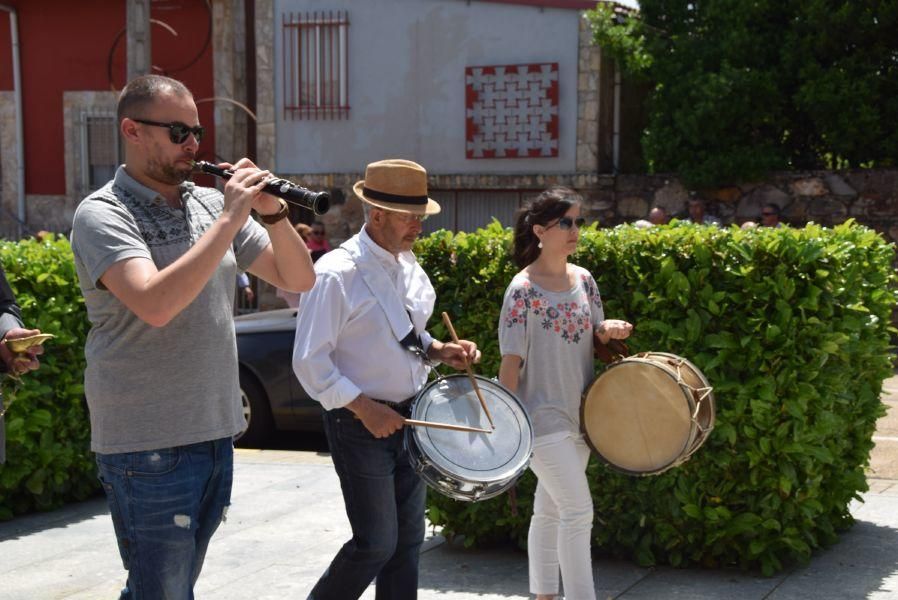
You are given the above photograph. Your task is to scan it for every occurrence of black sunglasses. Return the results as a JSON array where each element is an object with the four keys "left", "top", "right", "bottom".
[
  {"left": 761, "top": 212, "right": 777, "bottom": 216},
  {"left": 546, "top": 216, "right": 586, "bottom": 231},
  {"left": 133, "top": 118, "right": 205, "bottom": 144}
]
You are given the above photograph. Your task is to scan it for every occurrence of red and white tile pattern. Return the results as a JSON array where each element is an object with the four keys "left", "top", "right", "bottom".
[{"left": 465, "top": 62, "right": 559, "bottom": 159}]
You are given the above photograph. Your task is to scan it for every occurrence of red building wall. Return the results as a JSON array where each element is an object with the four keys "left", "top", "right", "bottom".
[{"left": 0, "top": 0, "right": 215, "bottom": 195}]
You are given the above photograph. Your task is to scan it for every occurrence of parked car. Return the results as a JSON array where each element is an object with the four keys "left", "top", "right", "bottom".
[{"left": 235, "top": 308, "right": 324, "bottom": 446}]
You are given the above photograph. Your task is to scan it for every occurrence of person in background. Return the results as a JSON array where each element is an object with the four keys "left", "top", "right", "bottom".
[
  {"left": 295, "top": 222, "right": 313, "bottom": 242},
  {"left": 70, "top": 74, "right": 315, "bottom": 600},
  {"left": 760, "top": 203, "right": 784, "bottom": 227},
  {"left": 306, "top": 220, "right": 331, "bottom": 262},
  {"left": 687, "top": 194, "right": 721, "bottom": 225},
  {"left": 648, "top": 206, "right": 669, "bottom": 225},
  {"left": 498, "top": 187, "right": 632, "bottom": 600},
  {"left": 237, "top": 271, "right": 255, "bottom": 307},
  {"left": 0, "top": 265, "right": 44, "bottom": 465}
]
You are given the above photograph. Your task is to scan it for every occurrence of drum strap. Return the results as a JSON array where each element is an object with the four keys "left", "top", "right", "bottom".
[
  {"left": 399, "top": 311, "right": 435, "bottom": 367},
  {"left": 594, "top": 338, "right": 629, "bottom": 364},
  {"left": 337, "top": 243, "right": 434, "bottom": 367}
]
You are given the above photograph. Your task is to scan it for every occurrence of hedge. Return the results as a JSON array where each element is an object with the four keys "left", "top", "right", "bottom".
[
  {"left": 0, "top": 236, "right": 95, "bottom": 519},
  {"left": 417, "top": 219, "right": 896, "bottom": 575},
  {"left": 0, "top": 222, "right": 893, "bottom": 576}
]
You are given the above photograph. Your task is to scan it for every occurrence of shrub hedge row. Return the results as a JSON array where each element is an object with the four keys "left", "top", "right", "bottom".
[
  {"left": 0, "top": 223, "right": 893, "bottom": 577},
  {"left": 0, "top": 236, "right": 95, "bottom": 519},
  {"left": 417, "top": 220, "right": 896, "bottom": 575}
]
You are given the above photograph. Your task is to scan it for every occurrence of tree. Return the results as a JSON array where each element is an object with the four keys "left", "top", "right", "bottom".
[{"left": 587, "top": 1, "right": 898, "bottom": 187}]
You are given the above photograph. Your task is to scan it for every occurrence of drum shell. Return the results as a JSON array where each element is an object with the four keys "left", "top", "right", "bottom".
[
  {"left": 581, "top": 352, "right": 715, "bottom": 476},
  {"left": 405, "top": 375, "right": 533, "bottom": 502}
]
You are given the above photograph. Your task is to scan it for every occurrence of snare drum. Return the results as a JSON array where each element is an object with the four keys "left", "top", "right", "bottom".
[
  {"left": 581, "top": 352, "right": 715, "bottom": 476},
  {"left": 405, "top": 375, "right": 533, "bottom": 502}
]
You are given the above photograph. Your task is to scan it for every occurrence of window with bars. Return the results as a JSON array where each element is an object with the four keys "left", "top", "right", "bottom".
[
  {"left": 282, "top": 10, "right": 350, "bottom": 120},
  {"left": 423, "top": 190, "right": 543, "bottom": 234},
  {"left": 80, "top": 110, "right": 120, "bottom": 192}
]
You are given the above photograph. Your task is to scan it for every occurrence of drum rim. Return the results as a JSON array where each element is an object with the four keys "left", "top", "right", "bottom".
[
  {"left": 406, "top": 374, "right": 534, "bottom": 483},
  {"left": 581, "top": 356, "right": 697, "bottom": 476}
]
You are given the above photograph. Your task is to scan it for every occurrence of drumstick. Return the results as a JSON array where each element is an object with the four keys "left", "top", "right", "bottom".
[
  {"left": 404, "top": 419, "right": 492, "bottom": 434},
  {"left": 441, "top": 312, "right": 496, "bottom": 430}
]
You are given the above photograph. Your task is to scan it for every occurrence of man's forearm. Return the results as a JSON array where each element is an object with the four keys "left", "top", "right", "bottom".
[{"left": 265, "top": 219, "right": 315, "bottom": 292}]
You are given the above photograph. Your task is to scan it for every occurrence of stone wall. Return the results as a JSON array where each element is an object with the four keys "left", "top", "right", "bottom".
[
  {"left": 602, "top": 169, "right": 898, "bottom": 241},
  {"left": 276, "top": 167, "right": 898, "bottom": 240}
]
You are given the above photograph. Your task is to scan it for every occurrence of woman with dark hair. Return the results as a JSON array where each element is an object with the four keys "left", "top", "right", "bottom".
[{"left": 498, "top": 187, "right": 632, "bottom": 600}]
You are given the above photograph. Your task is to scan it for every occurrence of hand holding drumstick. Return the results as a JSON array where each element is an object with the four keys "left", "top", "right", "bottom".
[
  {"left": 348, "top": 394, "right": 491, "bottom": 438},
  {"left": 441, "top": 312, "right": 496, "bottom": 430}
]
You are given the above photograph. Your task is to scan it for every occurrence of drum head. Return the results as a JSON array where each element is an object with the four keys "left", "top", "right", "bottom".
[
  {"left": 583, "top": 358, "right": 694, "bottom": 474},
  {"left": 411, "top": 375, "right": 532, "bottom": 483}
]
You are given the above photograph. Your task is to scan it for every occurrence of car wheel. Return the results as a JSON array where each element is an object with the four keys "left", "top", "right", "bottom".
[{"left": 235, "top": 369, "right": 275, "bottom": 447}]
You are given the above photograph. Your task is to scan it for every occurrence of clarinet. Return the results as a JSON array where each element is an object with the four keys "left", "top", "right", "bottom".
[{"left": 193, "top": 161, "right": 330, "bottom": 216}]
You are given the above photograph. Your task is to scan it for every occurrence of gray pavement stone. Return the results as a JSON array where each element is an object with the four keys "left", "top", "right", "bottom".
[
  {"left": 3, "top": 374, "right": 898, "bottom": 600},
  {"left": 0, "top": 453, "right": 896, "bottom": 600},
  {"left": 615, "top": 567, "right": 785, "bottom": 599}
]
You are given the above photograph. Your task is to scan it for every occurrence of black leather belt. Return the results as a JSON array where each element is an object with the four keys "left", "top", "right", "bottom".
[{"left": 370, "top": 395, "right": 416, "bottom": 417}]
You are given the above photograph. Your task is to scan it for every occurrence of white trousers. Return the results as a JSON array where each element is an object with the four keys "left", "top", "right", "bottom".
[{"left": 528, "top": 433, "right": 596, "bottom": 600}]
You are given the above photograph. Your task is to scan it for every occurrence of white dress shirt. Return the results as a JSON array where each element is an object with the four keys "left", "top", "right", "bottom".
[{"left": 292, "top": 227, "right": 436, "bottom": 410}]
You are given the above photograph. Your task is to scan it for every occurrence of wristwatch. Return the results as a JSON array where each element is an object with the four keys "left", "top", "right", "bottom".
[{"left": 259, "top": 198, "right": 289, "bottom": 225}]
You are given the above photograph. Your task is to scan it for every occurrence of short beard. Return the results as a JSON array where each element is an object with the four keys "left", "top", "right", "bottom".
[{"left": 146, "top": 157, "right": 193, "bottom": 186}]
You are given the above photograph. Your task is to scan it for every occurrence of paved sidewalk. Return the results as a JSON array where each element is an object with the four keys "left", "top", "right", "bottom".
[
  {"left": 2, "top": 375, "right": 897, "bottom": 599},
  {"left": 0, "top": 447, "right": 897, "bottom": 600}
]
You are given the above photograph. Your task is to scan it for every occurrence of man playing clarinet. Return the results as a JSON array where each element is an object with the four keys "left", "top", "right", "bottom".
[{"left": 70, "top": 74, "right": 315, "bottom": 600}]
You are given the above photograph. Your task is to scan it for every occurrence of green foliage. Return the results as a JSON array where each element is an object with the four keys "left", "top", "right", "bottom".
[
  {"left": 0, "top": 236, "right": 96, "bottom": 519},
  {"left": 585, "top": 4, "right": 653, "bottom": 76},
  {"left": 586, "top": 1, "right": 898, "bottom": 187},
  {"left": 417, "top": 220, "right": 896, "bottom": 575}
]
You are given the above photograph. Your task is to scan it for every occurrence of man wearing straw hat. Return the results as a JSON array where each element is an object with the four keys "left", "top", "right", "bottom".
[{"left": 293, "top": 159, "right": 481, "bottom": 599}]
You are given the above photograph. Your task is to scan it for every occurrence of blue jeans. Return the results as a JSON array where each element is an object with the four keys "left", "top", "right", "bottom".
[
  {"left": 309, "top": 407, "right": 426, "bottom": 600},
  {"left": 96, "top": 437, "right": 234, "bottom": 600}
]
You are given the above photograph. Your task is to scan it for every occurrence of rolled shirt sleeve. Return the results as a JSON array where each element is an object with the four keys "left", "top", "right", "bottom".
[{"left": 292, "top": 270, "right": 361, "bottom": 410}]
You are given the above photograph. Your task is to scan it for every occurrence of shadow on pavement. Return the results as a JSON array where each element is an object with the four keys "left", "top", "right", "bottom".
[
  {"left": 238, "top": 430, "right": 330, "bottom": 453},
  {"left": 768, "top": 518, "right": 898, "bottom": 599},
  {"left": 0, "top": 494, "right": 106, "bottom": 543}
]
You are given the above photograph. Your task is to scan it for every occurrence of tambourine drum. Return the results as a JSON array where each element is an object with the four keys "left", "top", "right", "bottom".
[
  {"left": 581, "top": 352, "right": 715, "bottom": 476},
  {"left": 405, "top": 375, "right": 533, "bottom": 502}
]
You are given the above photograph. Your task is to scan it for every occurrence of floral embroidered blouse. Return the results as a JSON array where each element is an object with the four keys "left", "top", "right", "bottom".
[{"left": 498, "top": 265, "right": 604, "bottom": 438}]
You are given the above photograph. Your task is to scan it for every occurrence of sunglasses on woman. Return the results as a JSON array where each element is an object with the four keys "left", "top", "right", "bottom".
[
  {"left": 133, "top": 118, "right": 205, "bottom": 144},
  {"left": 546, "top": 216, "right": 586, "bottom": 231}
]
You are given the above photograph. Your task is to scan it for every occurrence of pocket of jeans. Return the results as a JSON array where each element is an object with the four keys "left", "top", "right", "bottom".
[
  {"left": 335, "top": 412, "right": 379, "bottom": 443},
  {"left": 125, "top": 447, "right": 182, "bottom": 476}
]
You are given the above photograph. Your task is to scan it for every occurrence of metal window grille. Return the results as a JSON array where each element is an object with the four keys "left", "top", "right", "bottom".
[
  {"left": 423, "top": 190, "right": 543, "bottom": 234},
  {"left": 282, "top": 10, "right": 350, "bottom": 120},
  {"left": 80, "top": 110, "right": 120, "bottom": 192}
]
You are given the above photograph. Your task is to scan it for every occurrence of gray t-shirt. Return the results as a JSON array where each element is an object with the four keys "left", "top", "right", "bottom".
[
  {"left": 499, "top": 265, "right": 604, "bottom": 438},
  {"left": 71, "top": 166, "right": 269, "bottom": 454}
]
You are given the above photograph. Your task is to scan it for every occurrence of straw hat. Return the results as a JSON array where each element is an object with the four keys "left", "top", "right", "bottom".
[{"left": 352, "top": 159, "right": 441, "bottom": 215}]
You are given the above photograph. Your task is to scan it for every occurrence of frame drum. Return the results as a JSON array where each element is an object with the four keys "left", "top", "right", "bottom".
[
  {"left": 581, "top": 352, "right": 714, "bottom": 476},
  {"left": 405, "top": 375, "right": 533, "bottom": 502}
]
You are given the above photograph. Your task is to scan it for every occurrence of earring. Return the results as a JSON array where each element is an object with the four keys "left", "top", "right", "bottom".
[{"left": 538, "top": 241, "right": 543, "bottom": 249}]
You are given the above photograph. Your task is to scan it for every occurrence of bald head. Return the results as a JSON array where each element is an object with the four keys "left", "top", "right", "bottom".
[
  {"left": 648, "top": 207, "right": 668, "bottom": 225},
  {"left": 117, "top": 75, "right": 193, "bottom": 124}
]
